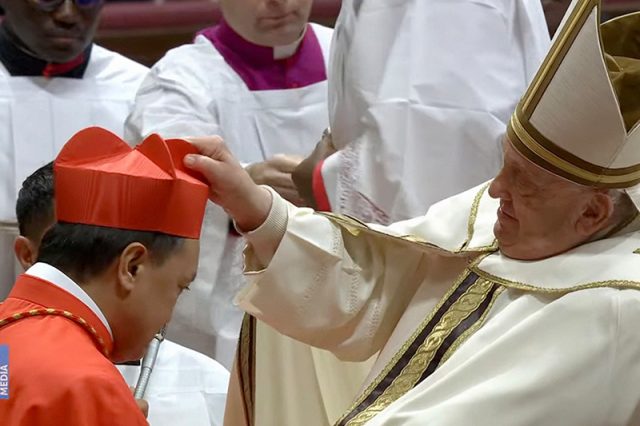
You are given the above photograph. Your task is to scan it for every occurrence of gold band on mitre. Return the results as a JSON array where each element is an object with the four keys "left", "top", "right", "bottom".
[
  {"left": 507, "top": 0, "right": 640, "bottom": 189},
  {"left": 508, "top": 112, "right": 640, "bottom": 189}
]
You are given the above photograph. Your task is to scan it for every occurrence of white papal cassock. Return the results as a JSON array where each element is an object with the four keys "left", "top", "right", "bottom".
[{"left": 236, "top": 0, "right": 640, "bottom": 423}]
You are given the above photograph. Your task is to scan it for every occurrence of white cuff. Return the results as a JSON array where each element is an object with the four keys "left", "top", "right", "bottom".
[{"left": 239, "top": 186, "right": 289, "bottom": 268}]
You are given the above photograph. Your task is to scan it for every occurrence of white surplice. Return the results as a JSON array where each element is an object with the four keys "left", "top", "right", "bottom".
[
  {"left": 0, "top": 45, "right": 147, "bottom": 300},
  {"left": 237, "top": 184, "right": 640, "bottom": 425},
  {"left": 320, "top": 0, "right": 550, "bottom": 223}
]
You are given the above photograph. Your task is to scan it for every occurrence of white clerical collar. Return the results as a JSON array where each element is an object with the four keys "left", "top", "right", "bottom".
[
  {"left": 273, "top": 25, "right": 307, "bottom": 60},
  {"left": 25, "top": 262, "right": 113, "bottom": 338}
]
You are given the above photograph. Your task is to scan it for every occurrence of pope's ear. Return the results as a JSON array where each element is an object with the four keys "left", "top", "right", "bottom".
[
  {"left": 575, "top": 191, "right": 615, "bottom": 238},
  {"left": 14, "top": 236, "right": 37, "bottom": 271}
]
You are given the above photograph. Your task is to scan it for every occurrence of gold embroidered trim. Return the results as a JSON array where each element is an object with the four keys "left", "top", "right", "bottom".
[
  {"left": 510, "top": 114, "right": 640, "bottom": 186},
  {"left": 521, "top": 0, "right": 599, "bottom": 114},
  {"left": 320, "top": 212, "right": 368, "bottom": 237},
  {"left": 462, "top": 182, "right": 491, "bottom": 250},
  {"left": 321, "top": 184, "right": 498, "bottom": 256},
  {"left": 238, "top": 314, "right": 255, "bottom": 425},
  {"left": 473, "top": 240, "right": 499, "bottom": 252},
  {"left": 343, "top": 278, "right": 495, "bottom": 426},
  {"left": 0, "top": 308, "right": 109, "bottom": 356},
  {"left": 439, "top": 285, "right": 505, "bottom": 366},
  {"left": 334, "top": 267, "right": 475, "bottom": 425},
  {"left": 472, "top": 266, "right": 640, "bottom": 293}
]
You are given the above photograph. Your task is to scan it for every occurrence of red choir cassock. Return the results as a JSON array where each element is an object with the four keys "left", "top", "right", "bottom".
[{"left": 0, "top": 273, "right": 148, "bottom": 425}]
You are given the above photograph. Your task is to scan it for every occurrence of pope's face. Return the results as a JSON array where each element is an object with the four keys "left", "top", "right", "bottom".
[
  {"left": 219, "top": 0, "right": 313, "bottom": 47},
  {"left": 111, "top": 239, "right": 199, "bottom": 362},
  {"left": 0, "top": 0, "right": 103, "bottom": 63},
  {"left": 488, "top": 139, "right": 599, "bottom": 261}
]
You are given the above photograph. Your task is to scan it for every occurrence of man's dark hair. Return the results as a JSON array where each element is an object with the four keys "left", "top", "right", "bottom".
[
  {"left": 16, "top": 161, "right": 55, "bottom": 239},
  {"left": 16, "top": 161, "right": 183, "bottom": 282},
  {"left": 38, "top": 224, "right": 183, "bottom": 282}
]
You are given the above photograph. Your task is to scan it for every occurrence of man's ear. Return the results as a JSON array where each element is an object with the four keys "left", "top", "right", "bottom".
[
  {"left": 576, "top": 192, "right": 615, "bottom": 237},
  {"left": 116, "top": 242, "right": 149, "bottom": 294},
  {"left": 14, "top": 236, "right": 37, "bottom": 271}
]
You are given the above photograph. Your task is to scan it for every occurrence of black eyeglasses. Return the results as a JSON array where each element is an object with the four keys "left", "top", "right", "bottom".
[{"left": 29, "top": 0, "right": 104, "bottom": 13}]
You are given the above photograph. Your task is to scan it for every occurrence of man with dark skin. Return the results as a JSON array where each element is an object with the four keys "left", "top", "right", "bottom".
[{"left": 0, "top": 0, "right": 101, "bottom": 66}]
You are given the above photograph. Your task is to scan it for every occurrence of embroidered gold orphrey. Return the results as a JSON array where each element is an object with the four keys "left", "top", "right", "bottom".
[{"left": 335, "top": 268, "right": 502, "bottom": 426}]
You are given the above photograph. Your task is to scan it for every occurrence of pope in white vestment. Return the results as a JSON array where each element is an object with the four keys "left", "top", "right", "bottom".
[
  {"left": 177, "top": 0, "right": 640, "bottom": 424},
  {"left": 307, "top": 0, "right": 551, "bottom": 224}
]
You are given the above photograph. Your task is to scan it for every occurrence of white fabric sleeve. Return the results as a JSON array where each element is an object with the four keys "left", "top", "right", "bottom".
[
  {"left": 124, "top": 59, "right": 222, "bottom": 143},
  {"left": 238, "top": 191, "right": 428, "bottom": 361},
  {"left": 239, "top": 186, "right": 288, "bottom": 269}
]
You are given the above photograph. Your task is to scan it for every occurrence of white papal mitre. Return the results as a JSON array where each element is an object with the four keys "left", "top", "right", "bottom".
[{"left": 507, "top": 0, "right": 640, "bottom": 205}]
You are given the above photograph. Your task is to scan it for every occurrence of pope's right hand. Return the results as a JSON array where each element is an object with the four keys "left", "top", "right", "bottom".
[{"left": 184, "top": 136, "right": 272, "bottom": 233}]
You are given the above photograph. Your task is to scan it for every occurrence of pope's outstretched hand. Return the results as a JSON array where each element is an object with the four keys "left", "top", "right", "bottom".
[{"left": 184, "top": 136, "right": 272, "bottom": 232}]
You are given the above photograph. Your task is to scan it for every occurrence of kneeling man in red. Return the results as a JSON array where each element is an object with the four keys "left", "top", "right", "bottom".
[{"left": 0, "top": 127, "right": 209, "bottom": 425}]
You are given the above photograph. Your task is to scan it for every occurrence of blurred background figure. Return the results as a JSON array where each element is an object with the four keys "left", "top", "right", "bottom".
[
  {"left": 125, "top": 0, "right": 333, "bottom": 371},
  {"left": 0, "top": 1, "right": 635, "bottom": 65}
]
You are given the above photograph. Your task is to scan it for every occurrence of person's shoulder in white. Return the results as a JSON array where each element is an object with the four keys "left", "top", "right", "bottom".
[
  {"left": 85, "top": 43, "right": 148, "bottom": 84},
  {"left": 123, "top": 32, "right": 248, "bottom": 142},
  {"left": 149, "top": 34, "right": 238, "bottom": 90}
]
